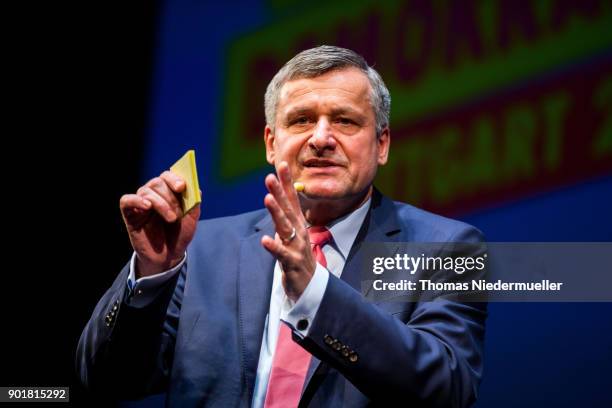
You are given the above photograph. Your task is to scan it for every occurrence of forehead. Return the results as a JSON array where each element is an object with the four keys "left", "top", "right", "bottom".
[{"left": 277, "top": 67, "right": 373, "bottom": 116}]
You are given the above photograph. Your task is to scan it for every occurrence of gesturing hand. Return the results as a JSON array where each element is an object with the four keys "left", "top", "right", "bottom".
[
  {"left": 120, "top": 171, "right": 201, "bottom": 278},
  {"left": 261, "top": 162, "right": 315, "bottom": 302}
]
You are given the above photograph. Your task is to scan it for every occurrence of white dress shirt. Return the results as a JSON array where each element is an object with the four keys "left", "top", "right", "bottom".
[{"left": 126, "top": 198, "right": 371, "bottom": 407}]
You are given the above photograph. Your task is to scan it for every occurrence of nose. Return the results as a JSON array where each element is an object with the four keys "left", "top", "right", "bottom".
[{"left": 308, "top": 117, "right": 337, "bottom": 153}]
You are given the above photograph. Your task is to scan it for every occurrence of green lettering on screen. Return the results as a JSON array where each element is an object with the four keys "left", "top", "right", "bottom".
[
  {"left": 542, "top": 93, "right": 568, "bottom": 171},
  {"left": 503, "top": 104, "right": 536, "bottom": 181}
]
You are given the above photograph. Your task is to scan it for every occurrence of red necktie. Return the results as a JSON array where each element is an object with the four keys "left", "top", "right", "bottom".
[{"left": 263, "top": 227, "right": 332, "bottom": 408}]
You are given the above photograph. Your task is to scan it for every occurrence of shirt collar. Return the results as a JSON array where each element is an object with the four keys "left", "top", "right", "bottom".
[{"left": 322, "top": 197, "right": 371, "bottom": 260}]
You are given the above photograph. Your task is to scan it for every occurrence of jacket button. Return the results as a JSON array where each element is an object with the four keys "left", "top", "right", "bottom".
[
  {"left": 324, "top": 335, "right": 334, "bottom": 345},
  {"left": 332, "top": 341, "right": 342, "bottom": 351},
  {"left": 297, "top": 319, "right": 309, "bottom": 331},
  {"left": 341, "top": 345, "right": 350, "bottom": 357},
  {"left": 348, "top": 352, "right": 359, "bottom": 363}
]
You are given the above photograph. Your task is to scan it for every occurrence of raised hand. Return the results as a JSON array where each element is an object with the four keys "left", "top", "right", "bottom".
[
  {"left": 261, "top": 161, "right": 315, "bottom": 301},
  {"left": 120, "top": 170, "right": 200, "bottom": 277}
]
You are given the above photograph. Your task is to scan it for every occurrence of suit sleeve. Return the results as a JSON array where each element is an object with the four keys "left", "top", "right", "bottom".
[
  {"left": 297, "top": 226, "right": 487, "bottom": 408},
  {"left": 75, "top": 260, "right": 185, "bottom": 399}
]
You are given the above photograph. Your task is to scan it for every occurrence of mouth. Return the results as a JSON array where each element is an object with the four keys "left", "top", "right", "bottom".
[{"left": 302, "top": 159, "right": 343, "bottom": 168}]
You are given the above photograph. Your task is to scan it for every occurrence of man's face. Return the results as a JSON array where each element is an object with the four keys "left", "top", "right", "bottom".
[{"left": 264, "top": 67, "right": 390, "bottom": 201}]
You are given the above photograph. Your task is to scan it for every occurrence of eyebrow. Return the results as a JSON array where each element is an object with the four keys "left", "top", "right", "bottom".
[
  {"left": 283, "top": 106, "right": 365, "bottom": 118},
  {"left": 329, "top": 107, "right": 364, "bottom": 117},
  {"left": 283, "top": 107, "right": 312, "bottom": 118}
]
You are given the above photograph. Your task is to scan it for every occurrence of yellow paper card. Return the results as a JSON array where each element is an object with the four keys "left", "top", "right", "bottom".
[{"left": 170, "top": 150, "right": 201, "bottom": 216}]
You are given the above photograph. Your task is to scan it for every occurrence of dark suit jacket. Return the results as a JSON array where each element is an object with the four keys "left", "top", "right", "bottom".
[{"left": 77, "top": 190, "right": 487, "bottom": 407}]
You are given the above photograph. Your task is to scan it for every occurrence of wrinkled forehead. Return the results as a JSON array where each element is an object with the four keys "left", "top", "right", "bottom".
[{"left": 277, "top": 68, "right": 373, "bottom": 115}]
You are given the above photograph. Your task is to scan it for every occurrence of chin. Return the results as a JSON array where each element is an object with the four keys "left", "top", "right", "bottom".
[{"left": 301, "top": 183, "right": 351, "bottom": 200}]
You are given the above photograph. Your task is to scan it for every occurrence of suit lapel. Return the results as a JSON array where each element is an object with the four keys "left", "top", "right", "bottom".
[
  {"left": 341, "top": 192, "right": 401, "bottom": 292},
  {"left": 302, "top": 189, "right": 402, "bottom": 397},
  {"left": 238, "top": 214, "right": 275, "bottom": 403}
]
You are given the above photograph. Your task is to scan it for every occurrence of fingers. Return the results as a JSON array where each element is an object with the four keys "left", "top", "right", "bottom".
[
  {"left": 136, "top": 185, "right": 179, "bottom": 222},
  {"left": 119, "top": 193, "right": 154, "bottom": 230},
  {"left": 265, "top": 172, "right": 301, "bottom": 227},
  {"left": 120, "top": 170, "right": 189, "bottom": 226},
  {"left": 150, "top": 174, "right": 184, "bottom": 204},
  {"left": 161, "top": 170, "right": 186, "bottom": 193},
  {"left": 261, "top": 234, "right": 287, "bottom": 261},
  {"left": 120, "top": 193, "right": 151, "bottom": 212},
  {"left": 277, "top": 162, "right": 302, "bottom": 218},
  {"left": 261, "top": 233, "right": 306, "bottom": 268},
  {"left": 135, "top": 174, "right": 184, "bottom": 222},
  {"left": 264, "top": 193, "right": 294, "bottom": 240}
]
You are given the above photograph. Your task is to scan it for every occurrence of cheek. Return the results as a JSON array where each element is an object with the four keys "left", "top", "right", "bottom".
[
  {"left": 275, "top": 136, "right": 306, "bottom": 158},
  {"left": 348, "top": 143, "right": 376, "bottom": 165},
  {"left": 347, "top": 147, "right": 379, "bottom": 179}
]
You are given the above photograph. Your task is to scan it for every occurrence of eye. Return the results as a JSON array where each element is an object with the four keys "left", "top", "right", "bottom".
[
  {"left": 337, "top": 117, "right": 355, "bottom": 125},
  {"left": 289, "top": 116, "right": 310, "bottom": 126}
]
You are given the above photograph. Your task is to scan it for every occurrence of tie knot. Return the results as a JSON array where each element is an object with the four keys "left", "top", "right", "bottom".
[{"left": 308, "top": 226, "right": 332, "bottom": 246}]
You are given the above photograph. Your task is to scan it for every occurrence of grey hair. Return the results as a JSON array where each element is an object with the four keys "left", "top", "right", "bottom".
[{"left": 264, "top": 45, "right": 391, "bottom": 136}]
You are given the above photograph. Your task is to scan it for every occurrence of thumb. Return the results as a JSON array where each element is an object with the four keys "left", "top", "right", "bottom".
[{"left": 186, "top": 203, "right": 201, "bottom": 222}]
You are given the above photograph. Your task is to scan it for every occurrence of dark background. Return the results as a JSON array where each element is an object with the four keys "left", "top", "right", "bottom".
[
  {"left": 4, "top": 1, "right": 158, "bottom": 406},
  {"left": 6, "top": 1, "right": 612, "bottom": 407}
]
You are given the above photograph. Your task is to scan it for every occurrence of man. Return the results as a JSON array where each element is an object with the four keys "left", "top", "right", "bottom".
[{"left": 77, "top": 46, "right": 487, "bottom": 407}]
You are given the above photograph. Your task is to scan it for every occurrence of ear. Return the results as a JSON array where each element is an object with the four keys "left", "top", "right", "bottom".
[
  {"left": 377, "top": 127, "right": 390, "bottom": 165},
  {"left": 264, "top": 125, "right": 275, "bottom": 165}
]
